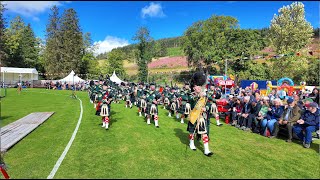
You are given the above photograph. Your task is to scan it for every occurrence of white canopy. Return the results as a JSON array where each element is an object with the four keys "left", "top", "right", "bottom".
[
  {"left": 110, "top": 71, "right": 123, "bottom": 84},
  {"left": 57, "top": 70, "right": 85, "bottom": 83},
  {"left": 1, "top": 67, "right": 38, "bottom": 85}
]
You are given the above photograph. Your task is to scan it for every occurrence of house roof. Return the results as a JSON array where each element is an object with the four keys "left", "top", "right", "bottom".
[{"left": 0, "top": 67, "right": 38, "bottom": 74}]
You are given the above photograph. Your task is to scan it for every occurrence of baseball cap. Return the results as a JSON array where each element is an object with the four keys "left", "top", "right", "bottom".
[{"left": 287, "top": 98, "right": 294, "bottom": 104}]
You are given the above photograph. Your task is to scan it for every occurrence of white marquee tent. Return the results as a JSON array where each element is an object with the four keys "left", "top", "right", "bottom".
[
  {"left": 57, "top": 70, "right": 85, "bottom": 84},
  {"left": 110, "top": 71, "right": 123, "bottom": 84},
  {"left": 1, "top": 67, "right": 38, "bottom": 85}
]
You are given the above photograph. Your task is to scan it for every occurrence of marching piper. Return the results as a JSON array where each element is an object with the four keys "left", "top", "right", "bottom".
[{"left": 187, "top": 72, "right": 214, "bottom": 157}]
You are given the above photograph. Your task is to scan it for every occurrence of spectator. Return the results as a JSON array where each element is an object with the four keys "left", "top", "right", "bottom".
[
  {"left": 278, "top": 98, "right": 302, "bottom": 143},
  {"left": 308, "top": 88, "right": 319, "bottom": 105},
  {"left": 261, "top": 98, "right": 284, "bottom": 138},
  {"left": 293, "top": 102, "right": 320, "bottom": 148},
  {"left": 242, "top": 98, "right": 262, "bottom": 132},
  {"left": 237, "top": 96, "right": 251, "bottom": 129},
  {"left": 231, "top": 97, "right": 243, "bottom": 126},
  {"left": 225, "top": 95, "right": 235, "bottom": 125},
  {"left": 255, "top": 97, "right": 270, "bottom": 134}
]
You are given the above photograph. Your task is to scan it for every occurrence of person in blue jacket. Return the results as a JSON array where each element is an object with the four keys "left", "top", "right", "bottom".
[
  {"left": 293, "top": 102, "right": 320, "bottom": 148},
  {"left": 261, "top": 98, "right": 284, "bottom": 138}
]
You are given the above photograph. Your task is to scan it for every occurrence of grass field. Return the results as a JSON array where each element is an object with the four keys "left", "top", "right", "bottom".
[{"left": 1, "top": 88, "right": 319, "bottom": 179}]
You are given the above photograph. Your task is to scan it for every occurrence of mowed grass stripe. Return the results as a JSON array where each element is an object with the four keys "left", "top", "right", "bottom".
[{"left": 2, "top": 89, "right": 319, "bottom": 178}]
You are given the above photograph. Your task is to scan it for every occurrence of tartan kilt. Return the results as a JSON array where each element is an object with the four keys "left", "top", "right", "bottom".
[
  {"left": 187, "top": 118, "right": 207, "bottom": 134},
  {"left": 96, "top": 104, "right": 111, "bottom": 116},
  {"left": 178, "top": 103, "right": 187, "bottom": 114},
  {"left": 146, "top": 103, "right": 158, "bottom": 115},
  {"left": 136, "top": 98, "right": 142, "bottom": 108},
  {"left": 167, "top": 101, "right": 177, "bottom": 112},
  {"left": 90, "top": 93, "right": 96, "bottom": 102},
  {"left": 130, "top": 97, "right": 135, "bottom": 103}
]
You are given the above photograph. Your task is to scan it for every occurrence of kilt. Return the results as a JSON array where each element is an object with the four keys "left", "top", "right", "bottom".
[
  {"left": 96, "top": 103, "right": 111, "bottom": 116},
  {"left": 146, "top": 103, "right": 158, "bottom": 115},
  {"left": 90, "top": 93, "right": 96, "bottom": 102},
  {"left": 178, "top": 101, "right": 188, "bottom": 114},
  {"left": 130, "top": 97, "right": 135, "bottom": 104},
  {"left": 186, "top": 114, "right": 208, "bottom": 134}
]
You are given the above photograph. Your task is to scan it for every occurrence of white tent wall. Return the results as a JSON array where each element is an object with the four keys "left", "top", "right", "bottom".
[{"left": 1, "top": 67, "right": 39, "bottom": 86}]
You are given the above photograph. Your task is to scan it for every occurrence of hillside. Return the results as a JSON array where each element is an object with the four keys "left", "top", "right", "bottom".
[{"left": 98, "top": 38, "right": 319, "bottom": 76}]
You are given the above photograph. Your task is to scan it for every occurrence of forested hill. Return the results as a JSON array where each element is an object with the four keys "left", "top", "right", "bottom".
[{"left": 96, "top": 36, "right": 185, "bottom": 60}]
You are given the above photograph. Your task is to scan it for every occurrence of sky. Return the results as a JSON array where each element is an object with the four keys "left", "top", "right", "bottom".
[{"left": 2, "top": 1, "right": 319, "bottom": 55}]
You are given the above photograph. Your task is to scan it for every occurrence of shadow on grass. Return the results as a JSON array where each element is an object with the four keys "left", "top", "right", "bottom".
[
  {"left": 96, "top": 110, "right": 117, "bottom": 126},
  {"left": 0, "top": 116, "right": 12, "bottom": 121},
  {"left": 276, "top": 132, "right": 319, "bottom": 153},
  {"left": 174, "top": 128, "right": 205, "bottom": 153}
]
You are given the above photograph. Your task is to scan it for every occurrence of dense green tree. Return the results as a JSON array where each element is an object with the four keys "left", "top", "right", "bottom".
[
  {"left": 21, "top": 23, "right": 40, "bottom": 68},
  {"left": 132, "top": 27, "right": 153, "bottom": 82},
  {"left": 4, "top": 16, "right": 25, "bottom": 67},
  {"left": 80, "top": 32, "right": 98, "bottom": 79},
  {"left": 105, "top": 49, "right": 126, "bottom": 79},
  {"left": 44, "top": 5, "right": 62, "bottom": 79},
  {"left": 268, "top": 2, "right": 314, "bottom": 54},
  {"left": 181, "top": 15, "right": 238, "bottom": 73},
  {"left": 59, "top": 8, "right": 83, "bottom": 74},
  {"left": 0, "top": 2, "right": 7, "bottom": 65}
]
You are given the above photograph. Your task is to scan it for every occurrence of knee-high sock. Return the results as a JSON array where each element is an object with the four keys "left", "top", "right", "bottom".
[
  {"left": 104, "top": 117, "right": 109, "bottom": 129},
  {"left": 216, "top": 115, "right": 221, "bottom": 125},
  {"left": 202, "top": 134, "right": 211, "bottom": 154},
  {"left": 154, "top": 115, "right": 159, "bottom": 127},
  {"left": 147, "top": 116, "right": 151, "bottom": 124},
  {"left": 189, "top": 134, "right": 196, "bottom": 150},
  {"left": 102, "top": 116, "right": 105, "bottom": 127}
]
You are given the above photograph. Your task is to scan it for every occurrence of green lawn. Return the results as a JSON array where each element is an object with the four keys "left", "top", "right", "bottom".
[{"left": 1, "top": 88, "right": 319, "bottom": 179}]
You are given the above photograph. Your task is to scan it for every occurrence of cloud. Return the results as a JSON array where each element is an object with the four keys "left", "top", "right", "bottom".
[
  {"left": 141, "top": 2, "right": 165, "bottom": 19},
  {"left": 93, "top": 36, "right": 129, "bottom": 55},
  {"left": 2, "top": 1, "right": 69, "bottom": 21}
]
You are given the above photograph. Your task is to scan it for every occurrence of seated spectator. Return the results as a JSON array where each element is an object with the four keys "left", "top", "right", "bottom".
[
  {"left": 230, "top": 97, "right": 243, "bottom": 126},
  {"left": 278, "top": 98, "right": 302, "bottom": 143},
  {"left": 225, "top": 95, "right": 235, "bottom": 125},
  {"left": 237, "top": 96, "right": 251, "bottom": 129},
  {"left": 293, "top": 102, "right": 320, "bottom": 148},
  {"left": 255, "top": 97, "right": 270, "bottom": 134},
  {"left": 261, "top": 98, "right": 284, "bottom": 138},
  {"left": 242, "top": 98, "right": 262, "bottom": 132}
]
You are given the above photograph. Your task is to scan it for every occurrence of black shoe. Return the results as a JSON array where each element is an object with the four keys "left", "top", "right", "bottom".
[
  {"left": 204, "top": 152, "right": 213, "bottom": 156},
  {"left": 156, "top": 126, "right": 159, "bottom": 128}
]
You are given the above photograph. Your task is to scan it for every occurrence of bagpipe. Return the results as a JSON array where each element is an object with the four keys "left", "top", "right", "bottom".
[{"left": 189, "top": 86, "right": 208, "bottom": 125}]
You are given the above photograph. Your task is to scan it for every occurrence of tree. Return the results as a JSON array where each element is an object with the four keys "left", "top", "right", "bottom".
[
  {"left": 59, "top": 8, "right": 83, "bottom": 74},
  {"left": 181, "top": 15, "right": 239, "bottom": 73},
  {"left": 21, "top": 23, "right": 40, "bottom": 68},
  {"left": 0, "top": 2, "right": 7, "bottom": 65},
  {"left": 80, "top": 32, "right": 98, "bottom": 79},
  {"left": 4, "top": 16, "right": 25, "bottom": 67},
  {"left": 44, "top": 5, "right": 62, "bottom": 79},
  {"left": 105, "top": 49, "right": 126, "bottom": 79},
  {"left": 132, "top": 27, "right": 153, "bottom": 82},
  {"left": 268, "top": 2, "right": 314, "bottom": 54}
]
